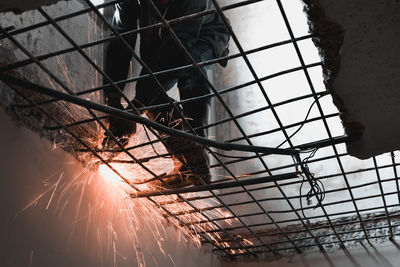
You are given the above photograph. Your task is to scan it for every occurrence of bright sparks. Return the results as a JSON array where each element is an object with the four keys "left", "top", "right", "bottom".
[
  {"left": 20, "top": 152, "right": 249, "bottom": 266},
  {"left": 99, "top": 164, "right": 126, "bottom": 187},
  {"left": 17, "top": 11, "right": 249, "bottom": 264}
]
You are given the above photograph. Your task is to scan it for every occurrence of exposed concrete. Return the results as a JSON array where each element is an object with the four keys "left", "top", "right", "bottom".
[
  {"left": 224, "top": 240, "right": 400, "bottom": 267},
  {"left": 303, "top": 0, "right": 400, "bottom": 159},
  {"left": 0, "top": 0, "right": 66, "bottom": 13},
  {"left": 0, "top": 0, "right": 107, "bottom": 160},
  {"left": 219, "top": 209, "right": 400, "bottom": 259}
]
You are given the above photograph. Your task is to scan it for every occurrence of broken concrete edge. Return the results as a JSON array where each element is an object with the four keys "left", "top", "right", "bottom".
[
  {"left": 301, "top": 0, "right": 365, "bottom": 156},
  {"left": 218, "top": 209, "right": 400, "bottom": 262},
  {"left": 0, "top": 74, "right": 100, "bottom": 165},
  {"left": 0, "top": 0, "right": 69, "bottom": 14},
  {"left": 0, "top": 0, "right": 116, "bottom": 165}
]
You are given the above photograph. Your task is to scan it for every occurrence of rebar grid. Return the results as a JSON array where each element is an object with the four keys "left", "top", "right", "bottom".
[{"left": 1, "top": 0, "right": 400, "bottom": 260}]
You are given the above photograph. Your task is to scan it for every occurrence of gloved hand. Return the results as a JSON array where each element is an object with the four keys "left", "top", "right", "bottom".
[{"left": 102, "top": 101, "right": 138, "bottom": 149}]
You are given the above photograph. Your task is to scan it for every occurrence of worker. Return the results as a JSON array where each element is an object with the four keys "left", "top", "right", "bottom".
[{"left": 102, "top": 0, "right": 230, "bottom": 187}]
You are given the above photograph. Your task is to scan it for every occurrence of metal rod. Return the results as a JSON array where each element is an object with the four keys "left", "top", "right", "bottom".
[
  {"left": 14, "top": 90, "right": 236, "bottom": 258},
  {"left": 3, "top": 0, "right": 399, "bottom": 258},
  {"left": 391, "top": 152, "right": 400, "bottom": 205},
  {"left": 210, "top": 212, "right": 399, "bottom": 242},
  {"left": 201, "top": 203, "right": 400, "bottom": 236},
  {"left": 84, "top": 0, "right": 271, "bottom": 255},
  {"left": 0, "top": 73, "right": 299, "bottom": 156},
  {"left": 167, "top": 175, "right": 400, "bottom": 217},
  {"left": 216, "top": 225, "right": 399, "bottom": 251},
  {"left": 36, "top": 7, "right": 197, "bottom": 185},
  {"left": 373, "top": 156, "right": 393, "bottom": 237},
  {"left": 275, "top": 0, "right": 367, "bottom": 246},
  {"left": 0, "top": 1, "right": 118, "bottom": 40},
  {"left": 0, "top": 0, "right": 265, "bottom": 42},
  {"left": 146, "top": 0, "right": 308, "bottom": 253},
  {"left": 20, "top": 58, "right": 320, "bottom": 119},
  {"left": 133, "top": 172, "right": 299, "bottom": 198},
  {"left": 167, "top": 186, "right": 400, "bottom": 218},
  {"left": 231, "top": 232, "right": 400, "bottom": 257},
  {"left": 42, "top": 67, "right": 326, "bottom": 133},
  {"left": 200, "top": 202, "right": 400, "bottom": 236},
  {"left": 208, "top": 0, "right": 324, "bottom": 251}
]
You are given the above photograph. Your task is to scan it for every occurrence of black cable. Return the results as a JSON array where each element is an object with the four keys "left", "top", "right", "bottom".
[
  {"left": 298, "top": 147, "right": 326, "bottom": 220},
  {"left": 0, "top": 72, "right": 299, "bottom": 156},
  {"left": 212, "top": 150, "right": 254, "bottom": 159},
  {"left": 211, "top": 95, "right": 328, "bottom": 158},
  {"left": 276, "top": 94, "right": 327, "bottom": 149}
]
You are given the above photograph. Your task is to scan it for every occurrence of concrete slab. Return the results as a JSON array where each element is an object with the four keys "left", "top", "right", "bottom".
[
  {"left": 303, "top": 0, "right": 400, "bottom": 159},
  {"left": 0, "top": 0, "right": 66, "bottom": 13}
]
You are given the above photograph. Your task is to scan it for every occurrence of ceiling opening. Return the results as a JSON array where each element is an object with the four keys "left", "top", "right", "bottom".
[{"left": 1, "top": 0, "right": 399, "bottom": 261}]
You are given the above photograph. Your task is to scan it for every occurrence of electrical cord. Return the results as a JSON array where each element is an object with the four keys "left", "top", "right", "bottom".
[
  {"left": 0, "top": 73, "right": 299, "bottom": 156},
  {"left": 211, "top": 94, "right": 328, "bottom": 159},
  {"left": 296, "top": 148, "right": 326, "bottom": 221},
  {"left": 276, "top": 94, "right": 327, "bottom": 149}
]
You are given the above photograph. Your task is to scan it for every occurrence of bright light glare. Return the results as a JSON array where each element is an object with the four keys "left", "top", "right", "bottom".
[
  {"left": 89, "top": 0, "right": 104, "bottom": 6},
  {"left": 98, "top": 163, "right": 150, "bottom": 193},
  {"left": 99, "top": 164, "right": 121, "bottom": 185}
]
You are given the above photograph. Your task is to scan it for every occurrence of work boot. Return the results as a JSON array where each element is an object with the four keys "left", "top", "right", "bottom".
[
  {"left": 180, "top": 87, "right": 210, "bottom": 138},
  {"left": 164, "top": 136, "right": 210, "bottom": 184},
  {"left": 101, "top": 98, "right": 139, "bottom": 149},
  {"left": 173, "top": 89, "right": 211, "bottom": 186},
  {"left": 150, "top": 137, "right": 210, "bottom": 190},
  {"left": 149, "top": 89, "right": 211, "bottom": 189}
]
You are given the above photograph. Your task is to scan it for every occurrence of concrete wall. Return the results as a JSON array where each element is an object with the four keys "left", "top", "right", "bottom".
[
  {"left": 0, "top": 0, "right": 105, "bottom": 157},
  {"left": 0, "top": 0, "right": 64, "bottom": 13},
  {"left": 303, "top": 0, "right": 400, "bottom": 159}
]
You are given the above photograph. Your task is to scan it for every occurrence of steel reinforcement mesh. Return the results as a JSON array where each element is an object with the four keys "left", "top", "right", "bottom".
[{"left": 1, "top": 0, "right": 400, "bottom": 260}]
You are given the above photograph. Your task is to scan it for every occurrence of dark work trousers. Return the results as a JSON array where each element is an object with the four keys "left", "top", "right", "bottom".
[
  {"left": 135, "top": 40, "right": 213, "bottom": 105},
  {"left": 135, "top": 40, "right": 214, "bottom": 136}
]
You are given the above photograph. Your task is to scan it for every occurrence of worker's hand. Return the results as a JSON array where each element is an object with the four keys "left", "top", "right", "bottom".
[{"left": 101, "top": 103, "right": 138, "bottom": 149}]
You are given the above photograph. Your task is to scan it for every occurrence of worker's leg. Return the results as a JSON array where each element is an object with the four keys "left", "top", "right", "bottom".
[
  {"left": 178, "top": 40, "right": 214, "bottom": 137},
  {"left": 103, "top": 43, "right": 182, "bottom": 148},
  {"left": 101, "top": 2, "right": 138, "bottom": 147},
  {"left": 151, "top": 40, "right": 215, "bottom": 188},
  {"left": 134, "top": 67, "right": 181, "bottom": 131},
  {"left": 103, "top": 0, "right": 138, "bottom": 107},
  {"left": 101, "top": 33, "right": 137, "bottom": 148},
  {"left": 137, "top": 40, "right": 214, "bottom": 136}
]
